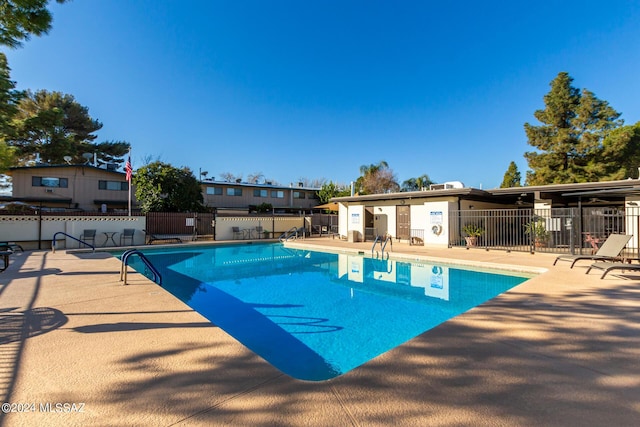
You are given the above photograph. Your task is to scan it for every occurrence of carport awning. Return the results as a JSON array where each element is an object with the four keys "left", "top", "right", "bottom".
[{"left": 561, "top": 186, "right": 640, "bottom": 198}]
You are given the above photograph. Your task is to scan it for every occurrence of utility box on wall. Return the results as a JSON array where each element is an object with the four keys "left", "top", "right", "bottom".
[{"left": 347, "top": 230, "right": 360, "bottom": 242}]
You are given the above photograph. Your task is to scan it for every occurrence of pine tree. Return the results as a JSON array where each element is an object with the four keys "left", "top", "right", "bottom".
[
  {"left": 500, "top": 161, "right": 521, "bottom": 188},
  {"left": 524, "top": 72, "right": 622, "bottom": 185},
  {"left": 0, "top": 0, "right": 67, "bottom": 49},
  {"left": 599, "top": 122, "right": 640, "bottom": 180}
]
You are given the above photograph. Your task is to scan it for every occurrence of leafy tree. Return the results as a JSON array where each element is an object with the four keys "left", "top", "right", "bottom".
[
  {"left": 0, "top": 0, "right": 66, "bottom": 49},
  {"left": 500, "top": 161, "right": 522, "bottom": 188},
  {"left": 133, "top": 161, "right": 205, "bottom": 213},
  {"left": 524, "top": 72, "right": 622, "bottom": 185},
  {"left": 401, "top": 174, "right": 434, "bottom": 191},
  {"left": 317, "top": 181, "right": 350, "bottom": 204},
  {"left": 355, "top": 160, "right": 399, "bottom": 194},
  {"left": 8, "top": 89, "right": 130, "bottom": 165}
]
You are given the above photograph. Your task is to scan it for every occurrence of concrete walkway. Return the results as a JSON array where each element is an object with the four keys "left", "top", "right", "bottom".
[{"left": 1, "top": 238, "right": 639, "bottom": 426}]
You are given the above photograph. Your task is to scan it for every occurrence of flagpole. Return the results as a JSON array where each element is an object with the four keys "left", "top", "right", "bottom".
[{"left": 126, "top": 149, "right": 132, "bottom": 217}]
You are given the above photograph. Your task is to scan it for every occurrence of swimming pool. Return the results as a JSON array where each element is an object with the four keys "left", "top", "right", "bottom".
[{"left": 121, "top": 243, "right": 530, "bottom": 381}]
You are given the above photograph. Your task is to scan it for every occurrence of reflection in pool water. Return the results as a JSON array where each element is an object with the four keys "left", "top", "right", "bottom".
[{"left": 122, "top": 243, "right": 529, "bottom": 381}]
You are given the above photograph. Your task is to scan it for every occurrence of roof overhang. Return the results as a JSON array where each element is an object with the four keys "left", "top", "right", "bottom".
[
  {"left": 332, "top": 188, "right": 487, "bottom": 203},
  {"left": 489, "top": 180, "right": 640, "bottom": 197},
  {"left": 0, "top": 195, "right": 73, "bottom": 204}
]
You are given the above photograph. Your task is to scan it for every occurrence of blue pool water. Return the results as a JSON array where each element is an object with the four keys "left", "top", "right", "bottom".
[{"left": 121, "top": 243, "right": 529, "bottom": 381}]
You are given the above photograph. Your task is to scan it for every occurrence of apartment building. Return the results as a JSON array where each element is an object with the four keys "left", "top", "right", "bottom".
[
  {"left": 5, "top": 165, "right": 320, "bottom": 213},
  {"left": 7, "top": 164, "right": 133, "bottom": 212}
]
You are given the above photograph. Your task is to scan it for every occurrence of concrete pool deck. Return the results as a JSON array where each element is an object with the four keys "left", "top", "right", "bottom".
[{"left": 1, "top": 238, "right": 639, "bottom": 426}]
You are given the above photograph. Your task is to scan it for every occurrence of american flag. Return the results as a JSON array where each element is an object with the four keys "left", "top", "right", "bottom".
[{"left": 125, "top": 155, "right": 132, "bottom": 182}]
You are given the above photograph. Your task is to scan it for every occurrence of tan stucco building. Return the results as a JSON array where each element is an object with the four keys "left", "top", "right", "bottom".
[
  {"left": 5, "top": 165, "right": 320, "bottom": 213},
  {"left": 7, "top": 164, "right": 133, "bottom": 212}
]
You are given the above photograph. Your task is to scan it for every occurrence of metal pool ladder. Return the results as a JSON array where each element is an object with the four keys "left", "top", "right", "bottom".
[
  {"left": 120, "top": 249, "right": 162, "bottom": 286},
  {"left": 371, "top": 235, "right": 392, "bottom": 259}
]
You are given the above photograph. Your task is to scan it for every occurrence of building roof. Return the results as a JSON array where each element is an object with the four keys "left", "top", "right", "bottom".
[
  {"left": 331, "top": 179, "right": 640, "bottom": 205},
  {"left": 200, "top": 180, "right": 320, "bottom": 191},
  {"left": 9, "top": 163, "right": 126, "bottom": 177},
  {"left": 332, "top": 187, "right": 486, "bottom": 203},
  {"left": 487, "top": 179, "right": 640, "bottom": 196}
]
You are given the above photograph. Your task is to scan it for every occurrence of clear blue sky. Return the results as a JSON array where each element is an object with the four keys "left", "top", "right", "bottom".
[{"left": 5, "top": 0, "right": 640, "bottom": 189}]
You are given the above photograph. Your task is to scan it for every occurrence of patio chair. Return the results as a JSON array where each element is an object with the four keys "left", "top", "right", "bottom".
[
  {"left": 255, "top": 225, "right": 263, "bottom": 239},
  {"left": 585, "top": 261, "right": 640, "bottom": 279},
  {"left": 553, "top": 233, "right": 632, "bottom": 268},
  {"left": 80, "top": 229, "right": 96, "bottom": 247},
  {"left": 232, "top": 227, "right": 244, "bottom": 240},
  {"left": 1, "top": 248, "right": 12, "bottom": 271},
  {"left": 120, "top": 228, "right": 135, "bottom": 246},
  {"left": 0, "top": 241, "right": 23, "bottom": 252}
]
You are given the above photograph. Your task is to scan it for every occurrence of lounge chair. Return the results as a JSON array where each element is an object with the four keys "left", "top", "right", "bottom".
[
  {"left": 144, "top": 230, "right": 182, "bottom": 244},
  {"left": 585, "top": 261, "right": 640, "bottom": 279},
  {"left": 553, "top": 233, "right": 632, "bottom": 268}
]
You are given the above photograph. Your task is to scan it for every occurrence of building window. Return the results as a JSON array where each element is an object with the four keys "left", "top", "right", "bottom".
[
  {"left": 271, "top": 190, "right": 284, "bottom": 198},
  {"left": 293, "top": 191, "right": 305, "bottom": 199},
  {"left": 206, "top": 187, "right": 223, "bottom": 195},
  {"left": 32, "top": 176, "right": 68, "bottom": 188},
  {"left": 226, "top": 188, "right": 242, "bottom": 196},
  {"left": 253, "top": 189, "right": 268, "bottom": 197},
  {"left": 98, "top": 180, "right": 128, "bottom": 191}
]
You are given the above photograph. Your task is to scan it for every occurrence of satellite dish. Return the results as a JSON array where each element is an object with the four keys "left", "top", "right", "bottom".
[
  {"left": 82, "top": 153, "right": 93, "bottom": 160},
  {"left": 63, "top": 156, "right": 72, "bottom": 164}
]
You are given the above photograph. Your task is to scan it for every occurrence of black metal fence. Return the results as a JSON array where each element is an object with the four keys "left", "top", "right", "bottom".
[{"left": 450, "top": 207, "right": 639, "bottom": 258}]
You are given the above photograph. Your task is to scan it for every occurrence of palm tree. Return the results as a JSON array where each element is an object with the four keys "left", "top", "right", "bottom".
[{"left": 402, "top": 174, "right": 434, "bottom": 191}]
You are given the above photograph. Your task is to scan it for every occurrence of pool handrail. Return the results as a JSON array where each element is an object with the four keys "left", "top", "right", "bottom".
[
  {"left": 371, "top": 235, "right": 381, "bottom": 256},
  {"left": 52, "top": 231, "right": 95, "bottom": 252},
  {"left": 381, "top": 235, "right": 392, "bottom": 256},
  {"left": 120, "top": 249, "right": 162, "bottom": 286},
  {"left": 279, "top": 226, "right": 305, "bottom": 242}
]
